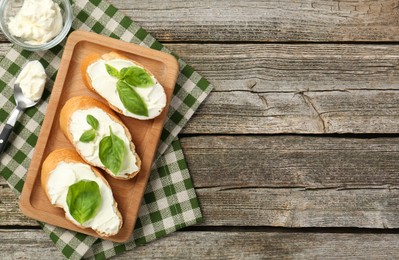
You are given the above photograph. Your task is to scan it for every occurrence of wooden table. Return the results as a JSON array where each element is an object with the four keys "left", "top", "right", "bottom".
[{"left": 2, "top": 0, "right": 399, "bottom": 258}]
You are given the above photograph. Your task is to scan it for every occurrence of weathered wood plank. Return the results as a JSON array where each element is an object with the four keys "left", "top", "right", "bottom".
[
  {"left": 3, "top": 135, "right": 399, "bottom": 228},
  {"left": 109, "top": 0, "right": 399, "bottom": 42},
  {"left": 0, "top": 1, "right": 398, "bottom": 43},
  {"left": 188, "top": 136, "right": 399, "bottom": 228},
  {"left": 183, "top": 89, "right": 399, "bottom": 134},
  {"left": 165, "top": 44, "right": 399, "bottom": 93},
  {"left": 164, "top": 43, "right": 399, "bottom": 134},
  {"left": 0, "top": 230, "right": 62, "bottom": 259},
  {"left": 1, "top": 229, "right": 399, "bottom": 259},
  {"left": 198, "top": 188, "right": 399, "bottom": 228},
  {"left": 0, "top": 185, "right": 37, "bottom": 226},
  {"left": 182, "top": 136, "right": 399, "bottom": 188}
]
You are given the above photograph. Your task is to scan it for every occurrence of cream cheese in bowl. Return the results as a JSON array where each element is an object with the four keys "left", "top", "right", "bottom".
[
  {"left": 16, "top": 60, "right": 46, "bottom": 101},
  {"left": 7, "top": 0, "right": 63, "bottom": 45}
]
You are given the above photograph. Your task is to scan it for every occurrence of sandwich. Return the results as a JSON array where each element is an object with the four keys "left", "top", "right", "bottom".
[
  {"left": 60, "top": 96, "right": 141, "bottom": 180},
  {"left": 41, "top": 148, "right": 123, "bottom": 237},
  {"left": 81, "top": 52, "right": 167, "bottom": 120}
]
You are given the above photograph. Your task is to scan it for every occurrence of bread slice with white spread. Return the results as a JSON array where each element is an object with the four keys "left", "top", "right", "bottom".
[
  {"left": 41, "top": 148, "right": 123, "bottom": 237},
  {"left": 81, "top": 52, "right": 167, "bottom": 120},
  {"left": 60, "top": 96, "right": 141, "bottom": 180}
]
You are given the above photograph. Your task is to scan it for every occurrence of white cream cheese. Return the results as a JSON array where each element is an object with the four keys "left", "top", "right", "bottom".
[
  {"left": 69, "top": 108, "right": 139, "bottom": 178},
  {"left": 16, "top": 60, "right": 46, "bottom": 101},
  {"left": 87, "top": 59, "right": 167, "bottom": 120},
  {"left": 47, "top": 162, "right": 121, "bottom": 235},
  {"left": 8, "top": 0, "right": 63, "bottom": 45}
]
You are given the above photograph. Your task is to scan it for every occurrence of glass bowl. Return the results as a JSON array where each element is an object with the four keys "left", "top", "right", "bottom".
[{"left": 0, "top": 0, "right": 73, "bottom": 52}]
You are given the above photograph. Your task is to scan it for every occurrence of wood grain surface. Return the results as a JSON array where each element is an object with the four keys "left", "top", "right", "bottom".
[
  {"left": 1, "top": 0, "right": 399, "bottom": 258},
  {"left": 3, "top": 136, "right": 399, "bottom": 228},
  {"left": 1, "top": 229, "right": 399, "bottom": 259},
  {"left": 0, "top": 0, "right": 397, "bottom": 43},
  {"left": 95, "top": 0, "right": 399, "bottom": 42},
  {"left": 167, "top": 43, "right": 399, "bottom": 134}
]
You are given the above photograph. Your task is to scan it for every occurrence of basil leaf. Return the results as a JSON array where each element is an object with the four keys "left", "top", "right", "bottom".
[
  {"left": 120, "top": 66, "right": 154, "bottom": 88},
  {"left": 66, "top": 180, "right": 102, "bottom": 225},
  {"left": 119, "top": 67, "right": 129, "bottom": 79},
  {"left": 86, "top": 114, "right": 99, "bottom": 130},
  {"left": 79, "top": 129, "right": 96, "bottom": 143},
  {"left": 105, "top": 64, "right": 120, "bottom": 78},
  {"left": 116, "top": 80, "right": 149, "bottom": 117},
  {"left": 99, "top": 126, "right": 126, "bottom": 175}
]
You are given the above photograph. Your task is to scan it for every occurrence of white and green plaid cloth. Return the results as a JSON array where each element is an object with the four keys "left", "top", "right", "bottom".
[{"left": 0, "top": 0, "right": 212, "bottom": 259}]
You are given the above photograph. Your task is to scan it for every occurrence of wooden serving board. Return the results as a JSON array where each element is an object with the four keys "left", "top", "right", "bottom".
[{"left": 19, "top": 31, "right": 179, "bottom": 242}]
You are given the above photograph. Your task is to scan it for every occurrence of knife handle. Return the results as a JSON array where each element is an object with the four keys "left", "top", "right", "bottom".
[{"left": 0, "top": 124, "right": 13, "bottom": 155}]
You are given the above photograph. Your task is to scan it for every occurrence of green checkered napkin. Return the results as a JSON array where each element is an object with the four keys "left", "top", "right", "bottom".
[{"left": 0, "top": 0, "right": 212, "bottom": 259}]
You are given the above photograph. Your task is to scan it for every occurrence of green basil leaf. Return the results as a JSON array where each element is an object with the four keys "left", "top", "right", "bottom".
[
  {"left": 79, "top": 129, "right": 96, "bottom": 143},
  {"left": 99, "top": 126, "right": 126, "bottom": 175},
  {"left": 105, "top": 64, "right": 120, "bottom": 78},
  {"left": 66, "top": 180, "right": 102, "bottom": 225},
  {"left": 86, "top": 114, "right": 99, "bottom": 130},
  {"left": 116, "top": 80, "right": 149, "bottom": 117},
  {"left": 120, "top": 66, "right": 154, "bottom": 88},
  {"left": 119, "top": 67, "right": 129, "bottom": 79}
]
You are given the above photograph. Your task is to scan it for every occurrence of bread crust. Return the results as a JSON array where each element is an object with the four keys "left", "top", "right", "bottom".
[
  {"left": 59, "top": 96, "right": 141, "bottom": 180},
  {"left": 80, "top": 51, "right": 164, "bottom": 119},
  {"left": 41, "top": 148, "right": 123, "bottom": 237}
]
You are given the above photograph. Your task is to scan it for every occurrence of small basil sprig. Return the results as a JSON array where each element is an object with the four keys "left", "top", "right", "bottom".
[
  {"left": 106, "top": 64, "right": 154, "bottom": 88},
  {"left": 105, "top": 64, "right": 151, "bottom": 117},
  {"left": 66, "top": 180, "right": 102, "bottom": 224},
  {"left": 105, "top": 64, "right": 120, "bottom": 78},
  {"left": 99, "top": 126, "right": 126, "bottom": 175},
  {"left": 79, "top": 114, "right": 99, "bottom": 143},
  {"left": 87, "top": 114, "right": 99, "bottom": 130},
  {"left": 79, "top": 129, "right": 96, "bottom": 143}
]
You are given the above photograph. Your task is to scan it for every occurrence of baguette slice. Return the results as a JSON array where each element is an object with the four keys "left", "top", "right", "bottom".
[
  {"left": 81, "top": 51, "right": 167, "bottom": 120},
  {"left": 60, "top": 96, "right": 141, "bottom": 180},
  {"left": 41, "top": 148, "right": 123, "bottom": 237}
]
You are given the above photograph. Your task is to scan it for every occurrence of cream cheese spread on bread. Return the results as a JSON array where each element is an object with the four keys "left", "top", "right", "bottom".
[
  {"left": 87, "top": 59, "right": 166, "bottom": 120},
  {"left": 47, "top": 161, "right": 121, "bottom": 235},
  {"left": 69, "top": 108, "right": 139, "bottom": 178}
]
